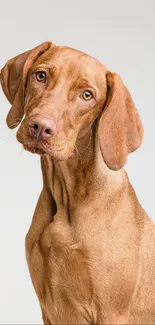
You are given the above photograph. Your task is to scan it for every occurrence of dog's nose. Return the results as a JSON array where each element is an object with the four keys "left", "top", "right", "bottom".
[{"left": 29, "top": 116, "right": 57, "bottom": 140}]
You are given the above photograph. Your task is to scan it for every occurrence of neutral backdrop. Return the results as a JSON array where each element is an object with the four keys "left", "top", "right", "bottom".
[{"left": 0, "top": 0, "right": 155, "bottom": 323}]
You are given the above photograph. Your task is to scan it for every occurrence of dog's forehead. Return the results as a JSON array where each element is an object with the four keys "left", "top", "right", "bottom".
[{"left": 34, "top": 45, "right": 107, "bottom": 81}]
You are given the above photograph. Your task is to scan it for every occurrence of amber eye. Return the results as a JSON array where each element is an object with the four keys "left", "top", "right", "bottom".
[
  {"left": 36, "top": 71, "right": 46, "bottom": 82},
  {"left": 81, "top": 90, "right": 93, "bottom": 101}
]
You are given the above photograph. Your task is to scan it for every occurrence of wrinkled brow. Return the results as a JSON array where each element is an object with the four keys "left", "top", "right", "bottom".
[{"left": 70, "top": 77, "right": 98, "bottom": 92}]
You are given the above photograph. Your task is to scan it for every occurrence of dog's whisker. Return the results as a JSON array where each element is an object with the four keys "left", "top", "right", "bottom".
[
  {"left": 93, "top": 120, "right": 97, "bottom": 129},
  {"left": 74, "top": 145, "right": 83, "bottom": 166}
]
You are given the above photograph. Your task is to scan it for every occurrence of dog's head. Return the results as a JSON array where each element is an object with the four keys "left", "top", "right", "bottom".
[{"left": 0, "top": 41, "right": 143, "bottom": 170}]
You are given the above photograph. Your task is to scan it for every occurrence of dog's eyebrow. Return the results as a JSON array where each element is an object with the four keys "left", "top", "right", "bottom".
[
  {"left": 71, "top": 78, "right": 98, "bottom": 96},
  {"left": 76, "top": 78, "right": 90, "bottom": 88},
  {"left": 31, "top": 64, "right": 57, "bottom": 74},
  {"left": 72, "top": 78, "right": 94, "bottom": 89}
]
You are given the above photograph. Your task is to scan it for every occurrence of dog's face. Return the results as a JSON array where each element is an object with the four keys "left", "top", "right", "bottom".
[
  {"left": 17, "top": 46, "right": 107, "bottom": 160},
  {"left": 0, "top": 42, "right": 143, "bottom": 170}
]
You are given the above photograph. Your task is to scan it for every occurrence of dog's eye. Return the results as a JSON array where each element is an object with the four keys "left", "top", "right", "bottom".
[
  {"left": 36, "top": 71, "right": 46, "bottom": 82},
  {"left": 81, "top": 90, "right": 93, "bottom": 101}
]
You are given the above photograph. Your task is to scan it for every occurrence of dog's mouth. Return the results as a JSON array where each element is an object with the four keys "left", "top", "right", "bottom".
[
  {"left": 16, "top": 120, "right": 78, "bottom": 160},
  {"left": 20, "top": 136, "right": 73, "bottom": 160},
  {"left": 16, "top": 121, "right": 72, "bottom": 159}
]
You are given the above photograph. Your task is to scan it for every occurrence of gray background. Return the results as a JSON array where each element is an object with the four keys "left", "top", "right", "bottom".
[{"left": 0, "top": 0, "right": 155, "bottom": 323}]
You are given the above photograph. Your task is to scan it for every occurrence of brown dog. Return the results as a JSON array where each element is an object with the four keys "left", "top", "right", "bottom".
[{"left": 1, "top": 41, "right": 155, "bottom": 324}]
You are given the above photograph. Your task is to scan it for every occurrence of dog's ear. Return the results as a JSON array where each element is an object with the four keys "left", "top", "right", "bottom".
[
  {"left": 98, "top": 72, "right": 143, "bottom": 170},
  {"left": 0, "top": 42, "right": 53, "bottom": 129}
]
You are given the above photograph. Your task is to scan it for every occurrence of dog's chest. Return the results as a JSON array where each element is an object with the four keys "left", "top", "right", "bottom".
[{"left": 30, "top": 201, "right": 140, "bottom": 323}]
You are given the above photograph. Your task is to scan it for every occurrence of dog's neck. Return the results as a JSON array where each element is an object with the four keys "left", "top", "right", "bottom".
[{"left": 44, "top": 127, "right": 127, "bottom": 211}]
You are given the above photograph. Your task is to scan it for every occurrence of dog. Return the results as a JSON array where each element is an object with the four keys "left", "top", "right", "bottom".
[{"left": 1, "top": 41, "right": 155, "bottom": 324}]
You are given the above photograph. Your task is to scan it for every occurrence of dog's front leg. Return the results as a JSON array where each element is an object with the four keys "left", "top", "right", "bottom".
[
  {"left": 41, "top": 307, "right": 52, "bottom": 325},
  {"left": 25, "top": 186, "right": 56, "bottom": 253},
  {"left": 25, "top": 186, "right": 56, "bottom": 304}
]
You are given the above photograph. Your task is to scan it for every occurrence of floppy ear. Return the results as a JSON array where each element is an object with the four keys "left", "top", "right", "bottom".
[
  {"left": 98, "top": 72, "right": 143, "bottom": 170},
  {"left": 0, "top": 41, "right": 53, "bottom": 129}
]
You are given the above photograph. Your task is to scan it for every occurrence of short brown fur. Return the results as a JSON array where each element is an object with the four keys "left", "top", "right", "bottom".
[{"left": 1, "top": 42, "right": 155, "bottom": 324}]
